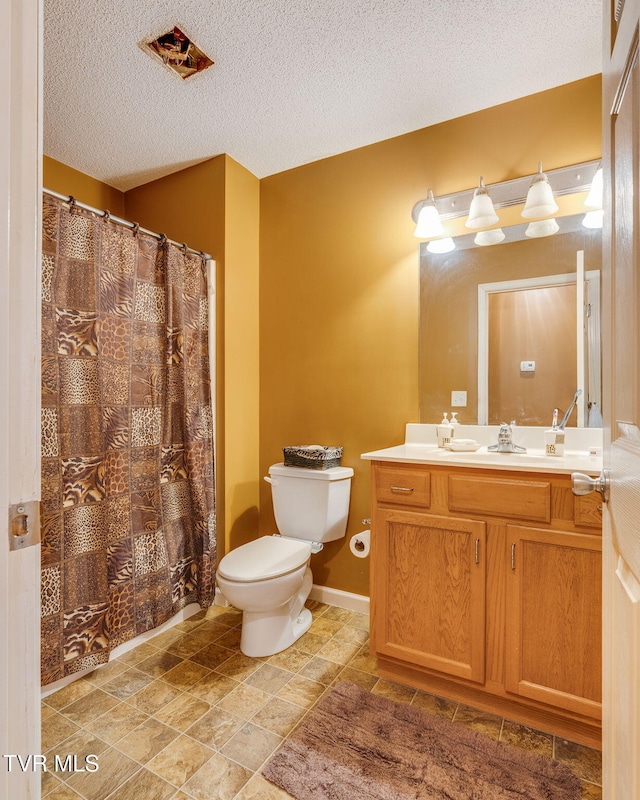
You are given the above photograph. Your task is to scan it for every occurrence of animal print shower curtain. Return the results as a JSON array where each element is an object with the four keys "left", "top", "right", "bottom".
[{"left": 40, "top": 195, "right": 216, "bottom": 685}]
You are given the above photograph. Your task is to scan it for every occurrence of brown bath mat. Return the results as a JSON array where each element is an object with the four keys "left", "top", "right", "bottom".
[{"left": 263, "top": 681, "right": 582, "bottom": 800}]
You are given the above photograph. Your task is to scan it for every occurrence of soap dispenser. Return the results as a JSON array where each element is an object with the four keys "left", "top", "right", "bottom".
[
  {"left": 450, "top": 412, "right": 459, "bottom": 435},
  {"left": 436, "top": 413, "right": 454, "bottom": 448}
]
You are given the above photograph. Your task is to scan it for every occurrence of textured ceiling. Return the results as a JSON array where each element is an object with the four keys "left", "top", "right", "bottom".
[{"left": 43, "top": 0, "right": 602, "bottom": 191}]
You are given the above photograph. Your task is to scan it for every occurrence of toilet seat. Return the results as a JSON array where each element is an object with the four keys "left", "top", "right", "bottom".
[{"left": 217, "top": 535, "right": 311, "bottom": 583}]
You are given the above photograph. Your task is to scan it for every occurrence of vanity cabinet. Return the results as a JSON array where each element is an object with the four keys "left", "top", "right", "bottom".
[{"left": 370, "top": 461, "right": 602, "bottom": 747}]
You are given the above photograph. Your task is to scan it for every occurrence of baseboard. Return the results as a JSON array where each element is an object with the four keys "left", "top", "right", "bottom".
[
  {"left": 41, "top": 602, "right": 202, "bottom": 699},
  {"left": 309, "top": 584, "right": 370, "bottom": 615}
]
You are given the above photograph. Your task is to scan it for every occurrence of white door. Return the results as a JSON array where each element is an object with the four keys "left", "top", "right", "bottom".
[
  {"left": 602, "top": 0, "right": 640, "bottom": 796},
  {"left": 1, "top": 0, "right": 42, "bottom": 798}
]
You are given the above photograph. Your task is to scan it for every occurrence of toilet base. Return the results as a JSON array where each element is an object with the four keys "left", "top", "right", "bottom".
[{"left": 239, "top": 568, "right": 313, "bottom": 657}]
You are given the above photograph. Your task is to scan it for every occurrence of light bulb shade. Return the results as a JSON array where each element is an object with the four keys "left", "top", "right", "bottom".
[
  {"left": 426, "top": 237, "right": 455, "bottom": 253},
  {"left": 474, "top": 228, "right": 505, "bottom": 246},
  {"left": 522, "top": 165, "right": 559, "bottom": 219},
  {"left": 584, "top": 168, "right": 603, "bottom": 209},
  {"left": 525, "top": 218, "right": 559, "bottom": 238},
  {"left": 582, "top": 209, "right": 603, "bottom": 229},
  {"left": 414, "top": 202, "right": 444, "bottom": 239},
  {"left": 465, "top": 179, "right": 499, "bottom": 229}
]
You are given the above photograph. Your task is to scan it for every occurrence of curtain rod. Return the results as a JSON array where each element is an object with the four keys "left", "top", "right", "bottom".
[{"left": 42, "top": 187, "right": 212, "bottom": 260}]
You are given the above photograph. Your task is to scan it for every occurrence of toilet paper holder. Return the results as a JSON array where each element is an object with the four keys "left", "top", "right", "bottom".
[{"left": 354, "top": 519, "right": 371, "bottom": 551}]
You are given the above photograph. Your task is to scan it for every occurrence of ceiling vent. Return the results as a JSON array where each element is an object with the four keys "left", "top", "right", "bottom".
[{"left": 142, "top": 26, "right": 214, "bottom": 80}]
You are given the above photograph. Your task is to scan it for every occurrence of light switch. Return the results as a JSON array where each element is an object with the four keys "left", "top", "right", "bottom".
[
  {"left": 520, "top": 361, "right": 536, "bottom": 372},
  {"left": 451, "top": 391, "right": 467, "bottom": 407}
]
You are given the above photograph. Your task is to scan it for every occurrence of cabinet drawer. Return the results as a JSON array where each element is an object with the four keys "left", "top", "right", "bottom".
[
  {"left": 448, "top": 475, "right": 551, "bottom": 522},
  {"left": 574, "top": 493, "right": 603, "bottom": 530},
  {"left": 375, "top": 467, "right": 430, "bottom": 507}
]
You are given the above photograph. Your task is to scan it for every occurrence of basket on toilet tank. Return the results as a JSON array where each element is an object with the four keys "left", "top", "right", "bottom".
[{"left": 282, "top": 445, "right": 343, "bottom": 470}]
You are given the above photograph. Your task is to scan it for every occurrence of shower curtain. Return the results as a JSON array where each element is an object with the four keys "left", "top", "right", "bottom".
[{"left": 40, "top": 195, "right": 216, "bottom": 685}]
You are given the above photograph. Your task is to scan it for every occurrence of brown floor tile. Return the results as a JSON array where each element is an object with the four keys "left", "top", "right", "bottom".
[
  {"left": 334, "top": 666, "right": 378, "bottom": 691},
  {"left": 294, "top": 631, "right": 330, "bottom": 655},
  {"left": 500, "top": 719, "right": 553, "bottom": 756},
  {"left": 46, "top": 785, "right": 85, "bottom": 800},
  {"left": 160, "top": 659, "right": 211, "bottom": 690},
  {"left": 317, "top": 638, "right": 361, "bottom": 665},
  {"left": 189, "top": 643, "right": 236, "bottom": 670},
  {"left": 116, "top": 642, "right": 159, "bottom": 667},
  {"left": 305, "top": 600, "right": 330, "bottom": 617},
  {"left": 411, "top": 690, "right": 458, "bottom": 719},
  {"left": 186, "top": 706, "right": 245, "bottom": 749},
  {"left": 45, "top": 728, "right": 110, "bottom": 765},
  {"left": 213, "top": 627, "right": 243, "bottom": 650},
  {"left": 125, "top": 678, "right": 183, "bottom": 715},
  {"left": 453, "top": 704, "right": 503, "bottom": 740},
  {"left": 555, "top": 738, "right": 602, "bottom": 784},
  {"left": 212, "top": 609, "right": 243, "bottom": 628},
  {"left": 308, "top": 617, "right": 344, "bottom": 638},
  {"left": 45, "top": 679, "right": 95, "bottom": 711},
  {"left": 153, "top": 692, "right": 210, "bottom": 731},
  {"left": 371, "top": 678, "right": 416, "bottom": 705},
  {"left": 147, "top": 628, "right": 183, "bottom": 650},
  {"left": 163, "top": 634, "right": 209, "bottom": 659},
  {"left": 581, "top": 781, "right": 603, "bottom": 799},
  {"left": 298, "top": 656, "right": 343, "bottom": 686},
  {"left": 347, "top": 647, "right": 379, "bottom": 675},
  {"left": 81, "top": 659, "right": 130, "bottom": 687},
  {"left": 42, "top": 713, "right": 80, "bottom": 750},
  {"left": 188, "top": 671, "right": 239, "bottom": 704},
  {"left": 114, "top": 717, "right": 178, "bottom": 764},
  {"left": 101, "top": 667, "right": 155, "bottom": 700},
  {"left": 103, "top": 767, "right": 175, "bottom": 800},
  {"left": 41, "top": 769, "right": 62, "bottom": 796},
  {"left": 182, "top": 752, "right": 252, "bottom": 800},
  {"left": 217, "top": 683, "right": 271, "bottom": 720},
  {"left": 215, "top": 652, "right": 260, "bottom": 681},
  {"left": 220, "top": 722, "right": 283, "bottom": 771},
  {"left": 135, "top": 650, "right": 184, "bottom": 678},
  {"left": 333, "top": 624, "right": 369, "bottom": 646},
  {"left": 83, "top": 702, "right": 148, "bottom": 745},
  {"left": 235, "top": 773, "right": 297, "bottom": 799},
  {"left": 146, "top": 734, "right": 213, "bottom": 787},
  {"left": 347, "top": 612, "right": 370, "bottom": 631},
  {"left": 276, "top": 674, "right": 325, "bottom": 708},
  {"left": 66, "top": 747, "right": 139, "bottom": 800},
  {"left": 245, "top": 663, "right": 293, "bottom": 694},
  {"left": 251, "top": 697, "right": 306, "bottom": 737},
  {"left": 196, "top": 619, "right": 233, "bottom": 637},
  {"left": 267, "top": 648, "right": 311, "bottom": 673},
  {"left": 321, "top": 606, "right": 355, "bottom": 624},
  {"left": 41, "top": 702, "right": 57, "bottom": 721}
]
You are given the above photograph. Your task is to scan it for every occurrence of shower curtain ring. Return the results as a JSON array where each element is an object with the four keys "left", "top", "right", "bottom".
[
  {"left": 67, "top": 196, "right": 76, "bottom": 212},
  {"left": 159, "top": 233, "right": 168, "bottom": 248},
  {"left": 180, "top": 242, "right": 188, "bottom": 254},
  {"left": 102, "top": 209, "right": 111, "bottom": 222},
  {"left": 131, "top": 222, "right": 140, "bottom": 236}
]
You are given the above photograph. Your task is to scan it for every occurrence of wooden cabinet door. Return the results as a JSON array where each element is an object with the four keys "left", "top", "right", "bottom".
[
  {"left": 505, "top": 526, "right": 601, "bottom": 719},
  {"left": 373, "top": 510, "right": 486, "bottom": 683}
]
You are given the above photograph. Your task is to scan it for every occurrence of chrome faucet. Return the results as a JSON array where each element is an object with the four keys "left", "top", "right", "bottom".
[{"left": 488, "top": 422, "right": 527, "bottom": 453}]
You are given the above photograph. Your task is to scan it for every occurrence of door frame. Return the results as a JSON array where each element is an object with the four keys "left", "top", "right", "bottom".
[{"left": 1, "top": 0, "right": 43, "bottom": 797}]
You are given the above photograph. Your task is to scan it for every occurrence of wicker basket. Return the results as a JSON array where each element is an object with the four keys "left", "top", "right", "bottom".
[{"left": 282, "top": 445, "right": 343, "bottom": 470}]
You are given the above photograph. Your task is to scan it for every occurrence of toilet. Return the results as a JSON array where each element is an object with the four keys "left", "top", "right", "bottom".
[{"left": 216, "top": 462, "right": 354, "bottom": 657}]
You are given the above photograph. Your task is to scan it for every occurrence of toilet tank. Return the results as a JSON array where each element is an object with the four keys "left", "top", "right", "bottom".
[{"left": 267, "top": 463, "right": 354, "bottom": 543}]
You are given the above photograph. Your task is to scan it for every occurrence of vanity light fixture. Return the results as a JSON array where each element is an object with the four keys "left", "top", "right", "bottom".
[
  {"left": 426, "top": 237, "right": 456, "bottom": 253},
  {"left": 583, "top": 209, "right": 604, "bottom": 229},
  {"left": 524, "top": 218, "right": 560, "bottom": 238},
  {"left": 582, "top": 166, "right": 603, "bottom": 229},
  {"left": 521, "top": 162, "right": 559, "bottom": 219},
  {"left": 413, "top": 189, "right": 445, "bottom": 238},
  {"left": 584, "top": 166, "right": 603, "bottom": 208},
  {"left": 474, "top": 228, "right": 505, "bottom": 246},
  {"left": 465, "top": 177, "right": 499, "bottom": 229}
]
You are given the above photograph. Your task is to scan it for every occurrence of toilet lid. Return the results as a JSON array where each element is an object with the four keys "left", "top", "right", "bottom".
[{"left": 217, "top": 536, "right": 311, "bottom": 582}]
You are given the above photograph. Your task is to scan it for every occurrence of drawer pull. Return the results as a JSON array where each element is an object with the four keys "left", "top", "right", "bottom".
[
  {"left": 390, "top": 486, "right": 414, "bottom": 493},
  {"left": 475, "top": 538, "right": 480, "bottom": 565},
  {"left": 511, "top": 543, "right": 516, "bottom": 570}
]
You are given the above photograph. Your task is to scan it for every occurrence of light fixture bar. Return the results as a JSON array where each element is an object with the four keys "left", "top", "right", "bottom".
[{"left": 411, "top": 160, "right": 601, "bottom": 223}]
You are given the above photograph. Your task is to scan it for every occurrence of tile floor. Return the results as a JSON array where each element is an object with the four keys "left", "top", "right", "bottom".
[{"left": 42, "top": 601, "right": 603, "bottom": 800}]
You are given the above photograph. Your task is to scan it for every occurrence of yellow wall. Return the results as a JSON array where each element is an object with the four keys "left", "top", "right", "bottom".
[
  {"left": 125, "top": 155, "right": 260, "bottom": 556},
  {"left": 43, "top": 156, "right": 125, "bottom": 216},
  {"left": 258, "top": 76, "right": 602, "bottom": 597}
]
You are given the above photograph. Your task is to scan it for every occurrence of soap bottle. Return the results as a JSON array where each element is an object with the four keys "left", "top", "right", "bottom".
[
  {"left": 450, "top": 412, "right": 459, "bottom": 437},
  {"left": 436, "top": 413, "right": 454, "bottom": 448}
]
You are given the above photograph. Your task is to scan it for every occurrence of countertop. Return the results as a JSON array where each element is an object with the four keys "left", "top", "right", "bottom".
[{"left": 361, "top": 424, "right": 603, "bottom": 476}]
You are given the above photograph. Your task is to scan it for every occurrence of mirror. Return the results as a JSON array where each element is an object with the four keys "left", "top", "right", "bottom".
[{"left": 419, "top": 212, "right": 602, "bottom": 427}]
